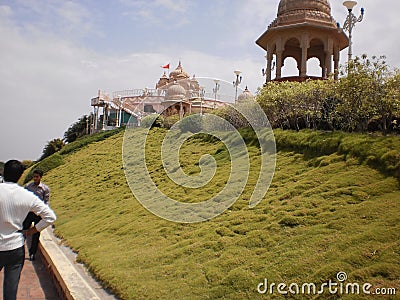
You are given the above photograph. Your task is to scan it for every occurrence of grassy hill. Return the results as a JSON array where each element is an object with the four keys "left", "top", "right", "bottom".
[{"left": 25, "top": 128, "right": 400, "bottom": 299}]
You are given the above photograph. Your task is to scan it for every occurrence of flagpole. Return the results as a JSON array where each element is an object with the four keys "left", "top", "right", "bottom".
[{"left": 162, "top": 63, "right": 170, "bottom": 77}]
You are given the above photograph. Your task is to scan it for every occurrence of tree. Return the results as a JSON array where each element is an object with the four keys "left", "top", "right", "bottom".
[
  {"left": 336, "top": 56, "right": 374, "bottom": 131},
  {"left": 140, "top": 114, "right": 164, "bottom": 128},
  {"left": 257, "top": 81, "right": 295, "bottom": 129},
  {"left": 303, "top": 80, "right": 337, "bottom": 130},
  {"left": 337, "top": 55, "right": 399, "bottom": 133},
  {"left": 257, "top": 80, "right": 335, "bottom": 131},
  {"left": 178, "top": 114, "right": 203, "bottom": 133},
  {"left": 40, "top": 138, "right": 65, "bottom": 161},
  {"left": 64, "top": 115, "right": 90, "bottom": 143},
  {"left": 256, "top": 54, "right": 400, "bottom": 133},
  {"left": 378, "top": 69, "right": 400, "bottom": 134},
  {"left": 22, "top": 160, "right": 34, "bottom": 169}
]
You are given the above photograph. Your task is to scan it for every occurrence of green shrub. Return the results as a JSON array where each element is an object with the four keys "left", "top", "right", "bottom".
[
  {"left": 163, "top": 115, "right": 180, "bottom": 129},
  {"left": 238, "top": 128, "right": 260, "bottom": 147},
  {"left": 214, "top": 105, "right": 250, "bottom": 129},
  {"left": 278, "top": 215, "right": 302, "bottom": 227},
  {"left": 381, "top": 150, "right": 400, "bottom": 171},
  {"left": 59, "top": 128, "right": 122, "bottom": 155},
  {"left": 274, "top": 129, "right": 400, "bottom": 180},
  {"left": 39, "top": 138, "right": 65, "bottom": 160},
  {"left": 215, "top": 227, "right": 235, "bottom": 237},
  {"left": 141, "top": 114, "right": 164, "bottom": 128},
  {"left": 23, "top": 153, "right": 64, "bottom": 184},
  {"left": 178, "top": 114, "right": 202, "bottom": 133}
]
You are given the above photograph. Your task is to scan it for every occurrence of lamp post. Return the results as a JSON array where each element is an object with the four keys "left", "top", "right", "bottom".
[
  {"left": 233, "top": 70, "right": 242, "bottom": 104},
  {"left": 261, "top": 54, "right": 275, "bottom": 84},
  {"left": 101, "top": 103, "right": 107, "bottom": 131},
  {"left": 89, "top": 112, "right": 94, "bottom": 135},
  {"left": 116, "top": 95, "right": 122, "bottom": 128},
  {"left": 343, "top": 1, "right": 364, "bottom": 63},
  {"left": 213, "top": 79, "right": 220, "bottom": 109},
  {"left": 179, "top": 96, "right": 184, "bottom": 120},
  {"left": 188, "top": 89, "right": 193, "bottom": 114},
  {"left": 199, "top": 86, "right": 205, "bottom": 115}
]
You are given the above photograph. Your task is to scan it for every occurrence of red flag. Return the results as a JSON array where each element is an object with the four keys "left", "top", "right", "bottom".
[{"left": 162, "top": 63, "right": 170, "bottom": 69}]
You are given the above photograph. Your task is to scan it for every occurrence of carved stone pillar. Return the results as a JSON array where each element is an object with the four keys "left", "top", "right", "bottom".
[
  {"left": 325, "top": 52, "right": 332, "bottom": 78},
  {"left": 275, "top": 41, "right": 284, "bottom": 80},
  {"left": 333, "top": 47, "right": 340, "bottom": 80},
  {"left": 300, "top": 35, "right": 310, "bottom": 78},
  {"left": 266, "top": 50, "right": 273, "bottom": 83},
  {"left": 324, "top": 38, "right": 333, "bottom": 79}
]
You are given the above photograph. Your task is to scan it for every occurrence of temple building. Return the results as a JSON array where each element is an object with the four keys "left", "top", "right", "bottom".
[
  {"left": 256, "top": 0, "right": 349, "bottom": 82},
  {"left": 90, "top": 62, "right": 247, "bottom": 131}
]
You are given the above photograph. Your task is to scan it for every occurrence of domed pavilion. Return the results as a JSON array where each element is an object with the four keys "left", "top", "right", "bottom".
[
  {"left": 256, "top": 0, "right": 349, "bottom": 82},
  {"left": 237, "top": 86, "right": 255, "bottom": 103}
]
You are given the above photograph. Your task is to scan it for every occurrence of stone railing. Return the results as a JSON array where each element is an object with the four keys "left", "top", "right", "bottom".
[{"left": 112, "top": 88, "right": 163, "bottom": 98}]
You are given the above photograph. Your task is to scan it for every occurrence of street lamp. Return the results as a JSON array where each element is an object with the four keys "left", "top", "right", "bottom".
[
  {"left": 199, "top": 86, "right": 205, "bottom": 115},
  {"left": 101, "top": 103, "right": 107, "bottom": 131},
  {"left": 213, "top": 79, "right": 220, "bottom": 109},
  {"left": 262, "top": 54, "right": 275, "bottom": 84},
  {"left": 343, "top": 1, "right": 365, "bottom": 63},
  {"left": 233, "top": 70, "right": 242, "bottom": 104},
  {"left": 116, "top": 95, "right": 122, "bottom": 128},
  {"left": 179, "top": 96, "right": 184, "bottom": 120},
  {"left": 188, "top": 89, "right": 193, "bottom": 114}
]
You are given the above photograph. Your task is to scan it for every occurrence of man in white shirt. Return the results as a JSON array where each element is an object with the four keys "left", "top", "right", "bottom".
[{"left": 0, "top": 160, "right": 56, "bottom": 300}]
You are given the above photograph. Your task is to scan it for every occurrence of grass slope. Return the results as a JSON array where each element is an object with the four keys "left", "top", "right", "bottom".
[{"left": 37, "top": 129, "right": 399, "bottom": 300}]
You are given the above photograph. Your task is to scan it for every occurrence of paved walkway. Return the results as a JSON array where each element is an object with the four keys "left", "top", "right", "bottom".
[
  {"left": 1, "top": 229, "right": 117, "bottom": 300},
  {"left": 0, "top": 248, "right": 59, "bottom": 300}
]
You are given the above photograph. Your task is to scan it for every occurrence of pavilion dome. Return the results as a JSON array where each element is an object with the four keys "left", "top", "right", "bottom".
[
  {"left": 165, "top": 82, "right": 186, "bottom": 100},
  {"left": 169, "top": 61, "right": 190, "bottom": 81},
  {"left": 237, "top": 86, "right": 254, "bottom": 103},
  {"left": 277, "top": 0, "right": 332, "bottom": 17},
  {"left": 269, "top": 0, "right": 336, "bottom": 29},
  {"left": 190, "top": 75, "right": 200, "bottom": 91},
  {"left": 156, "top": 71, "right": 169, "bottom": 89}
]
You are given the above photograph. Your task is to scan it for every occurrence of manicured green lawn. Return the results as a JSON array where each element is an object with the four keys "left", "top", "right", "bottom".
[{"left": 38, "top": 129, "right": 400, "bottom": 299}]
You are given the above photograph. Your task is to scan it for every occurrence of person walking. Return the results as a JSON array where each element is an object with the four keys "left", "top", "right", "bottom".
[
  {"left": 0, "top": 160, "right": 56, "bottom": 300},
  {"left": 23, "top": 169, "right": 50, "bottom": 261}
]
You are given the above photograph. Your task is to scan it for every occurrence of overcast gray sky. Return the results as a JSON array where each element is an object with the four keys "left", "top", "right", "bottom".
[{"left": 1, "top": 0, "right": 399, "bottom": 162}]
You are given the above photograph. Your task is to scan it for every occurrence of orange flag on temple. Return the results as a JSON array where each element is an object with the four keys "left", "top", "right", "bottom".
[{"left": 162, "top": 63, "right": 170, "bottom": 69}]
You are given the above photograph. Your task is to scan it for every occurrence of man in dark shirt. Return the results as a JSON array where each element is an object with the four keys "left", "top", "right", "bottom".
[{"left": 23, "top": 169, "right": 50, "bottom": 261}]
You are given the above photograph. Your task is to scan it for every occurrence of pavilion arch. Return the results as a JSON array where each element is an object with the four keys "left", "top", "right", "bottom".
[
  {"left": 281, "top": 57, "right": 299, "bottom": 78},
  {"left": 307, "top": 57, "right": 322, "bottom": 77},
  {"left": 283, "top": 37, "right": 301, "bottom": 68},
  {"left": 144, "top": 104, "right": 156, "bottom": 113},
  {"left": 259, "top": 30, "right": 343, "bottom": 82}
]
